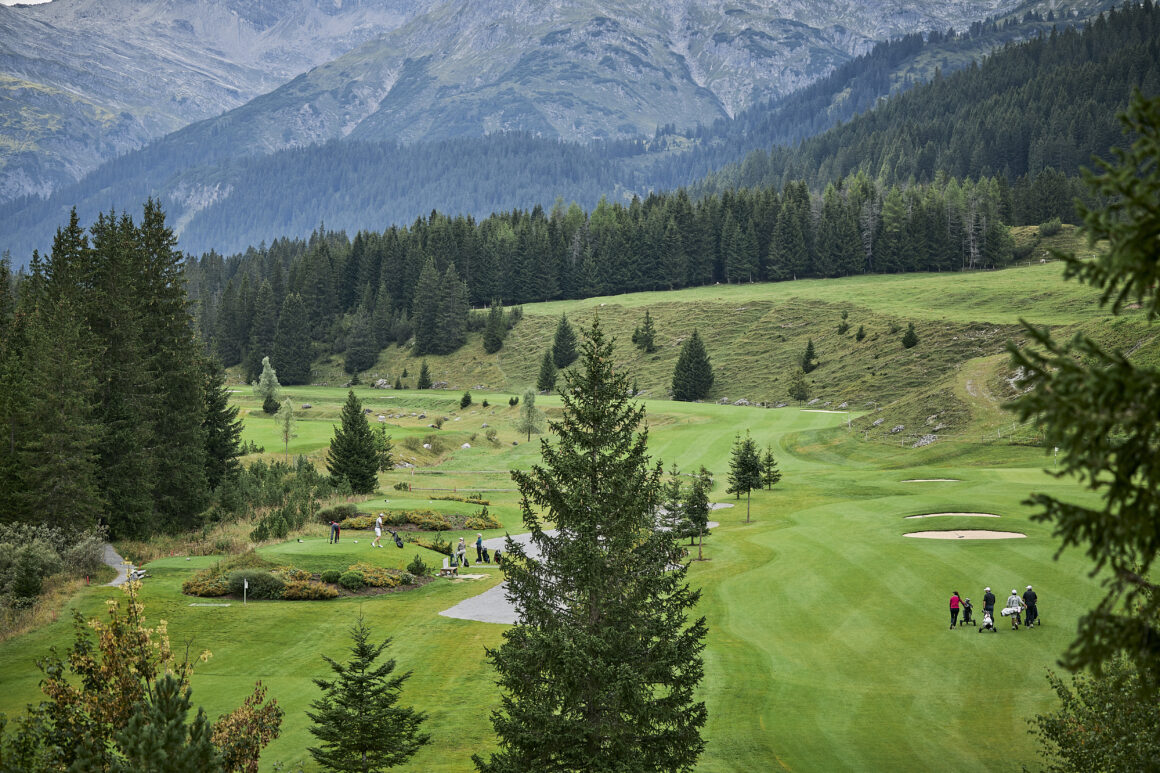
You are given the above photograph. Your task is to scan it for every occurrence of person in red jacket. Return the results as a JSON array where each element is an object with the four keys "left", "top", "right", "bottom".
[{"left": 949, "top": 591, "right": 962, "bottom": 629}]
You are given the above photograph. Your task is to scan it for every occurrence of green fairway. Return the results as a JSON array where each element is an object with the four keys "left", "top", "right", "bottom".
[{"left": 0, "top": 394, "right": 1105, "bottom": 772}]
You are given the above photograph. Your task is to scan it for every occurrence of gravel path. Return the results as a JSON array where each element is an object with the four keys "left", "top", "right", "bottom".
[
  {"left": 102, "top": 543, "right": 133, "bottom": 586},
  {"left": 440, "top": 518, "right": 723, "bottom": 625}
]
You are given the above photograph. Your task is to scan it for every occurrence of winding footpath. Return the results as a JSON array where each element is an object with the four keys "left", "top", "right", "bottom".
[{"left": 101, "top": 543, "right": 133, "bottom": 586}]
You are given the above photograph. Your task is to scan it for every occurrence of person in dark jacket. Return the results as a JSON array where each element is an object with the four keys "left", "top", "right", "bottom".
[
  {"left": 983, "top": 587, "right": 996, "bottom": 621},
  {"left": 1023, "top": 585, "right": 1038, "bottom": 628}
]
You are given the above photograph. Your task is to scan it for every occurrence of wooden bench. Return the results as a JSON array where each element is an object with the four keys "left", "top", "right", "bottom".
[{"left": 438, "top": 557, "right": 458, "bottom": 577}]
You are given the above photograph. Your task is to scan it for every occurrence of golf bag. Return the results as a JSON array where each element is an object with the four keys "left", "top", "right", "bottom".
[
  {"left": 978, "top": 610, "right": 998, "bottom": 633},
  {"left": 481, "top": 546, "right": 491, "bottom": 563},
  {"left": 960, "top": 599, "right": 976, "bottom": 626}
]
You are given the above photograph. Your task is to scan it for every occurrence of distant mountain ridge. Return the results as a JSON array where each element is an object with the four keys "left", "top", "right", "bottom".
[{"left": 0, "top": 0, "right": 429, "bottom": 201}]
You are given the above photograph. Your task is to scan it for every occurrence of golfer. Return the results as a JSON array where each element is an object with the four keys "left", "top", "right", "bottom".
[
  {"left": 1005, "top": 589, "right": 1026, "bottom": 630},
  {"left": 456, "top": 536, "right": 468, "bottom": 567},
  {"left": 949, "top": 591, "right": 961, "bottom": 629},
  {"left": 1022, "top": 585, "right": 1038, "bottom": 628},
  {"left": 372, "top": 512, "right": 384, "bottom": 548},
  {"left": 475, "top": 533, "right": 484, "bottom": 562},
  {"left": 982, "top": 586, "right": 996, "bottom": 624}
]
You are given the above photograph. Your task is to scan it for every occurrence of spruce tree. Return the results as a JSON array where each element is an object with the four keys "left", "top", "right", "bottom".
[
  {"left": 371, "top": 423, "right": 393, "bottom": 473},
  {"left": 685, "top": 467, "right": 713, "bottom": 559},
  {"left": 416, "top": 360, "right": 432, "bottom": 390},
  {"left": 476, "top": 318, "right": 707, "bottom": 773},
  {"left": 901, "top": 322, "right": 919, "bottom": 349},
  {"left": 435, "top": 262, "right": 469, "bottom": 353},
  {"left": 243, "top": 280, "right": 277, "bottom": 384},
  {"left": 326, "top": 391, "right": 378, "bottom": 495},
  {"left": 631, "top": 309, "right": 658, "bottom": 353},
  {"left": 856, "top": 324, "right": 866, "bottom": 342},
  {"left": 307, "top": 616, "right": 429, "bottom": 772},
  {"left": 411, "top": 258, "right": 441, "bottom": 355},
  {"left": 551, "top": 312, "right": 578, "bottom": 369},
  {"left": 273, "top": 293, "right": 312, "bottom": 385},
  {"left": 801, "top": 338, "right": 818, "bottom": 373},
  {"left": 761, "top": 443, "right": 782, "bottom": 490},
  {"left": 201, "top": 356, "right": 242, "bottom": 491},
  {"left": 345, "top": 306, "right": 378, "bottom": 374},
  {"left": 726, "top": 431, "right": 763, "bottom": 523},
  {"left": 536, "top": 349, "right": 557, "bottom": 393},
  {"left": 788, "top": 369, "right": 810, "bottom": 404},
  {"left": 671, "top": 329, "right": 713, "bottom": 401},
  {"left": 111, "top": 675, "right": 222, "bottom": 773},
  {"left": 483, "top": 299, "right": 505, "bottom": 354},
  {"left": 513, "top": 389, "right": 543, "bottom": 441}
]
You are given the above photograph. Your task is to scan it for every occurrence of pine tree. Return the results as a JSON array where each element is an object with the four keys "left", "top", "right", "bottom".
[
  {"left": 243, "top": 280, "right": 277, "bottom": 384},
  {"left": 273, "top": 293, "right": 312, "bottom": 385},
  {"left": 345, "top": 306, "right": 378, "bottom": 374},
  {"left": 371, "top": 423, "right": 393, "bottom": 473},
  {"left": 856, "top": 324, "right": 866, "bottom": 342},
  {"left": 761, "top": 443, "right": 782, "bottom": 490},
  {"left": 411, "top": 258, "right": 441, "bottom": 355},
  {"left": 111, "top": 674, "right": 223, "bottom": 773},
  {"left": 202, "top": 356, "right": 243, "bottom": 491},
  {"left": 685, "top": 467, "right": 713, "bottom": 559},
  {"left": 726, "top": 431, "right": 763, "bottom": 523},
  {"left": 476, "top": 318, "right": 706, "bottom": 773},
  {"left": 801, "top": 338, "right": 818, "bottom": 373},
  {"left": 307, "top": 616, "right": 429, "bottom": 772},
  {"left": 326, "top": 391, "right": 378, "bottom": 495},
  {"left": 631, "top": 309, "right": 658, "bottom": 353},
  {"left": 483, "top": 299, "right": 505, "bottom": 354},
  {"left": 416, "top": 360, "right": 432, "bottom": 390},
  {"left": 536, "top": 349, "right": 557, "bottom": 393},
  {"left": 551, "top": 312, "right": 578, "bottom": 369},
  {"left": 671, "top": 329, "right": 713, "bottom": 401},
  {"left": 435, "top": 262, "right": 469, "bottom": 353},
  {"left": 901, "top": 322, "right": 919, "bottom": 349}
]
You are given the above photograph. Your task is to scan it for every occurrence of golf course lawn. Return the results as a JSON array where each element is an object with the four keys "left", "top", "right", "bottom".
[{"left": 0, "top": 396, "right": 1105, "bottom": 771}]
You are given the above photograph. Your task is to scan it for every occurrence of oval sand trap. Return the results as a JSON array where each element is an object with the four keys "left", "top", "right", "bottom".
[
  {"left": 905, "top": 512, "right": 999, "bottom": 519},
  {"left": 901, "top": 478, "right": 959, "bottom": 482},
  {"left": 904, "top": 530, "right": 1025, "bottom": 539}
]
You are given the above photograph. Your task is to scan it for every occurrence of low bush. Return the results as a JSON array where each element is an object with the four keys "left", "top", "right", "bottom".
[
  {"left": 430, "top": 494, "right": 490, "bottom": 506},
  {"left": 282, "top": 580, "right": 339, "bottom": 600},
  {"left": 182, "top": 571, "right": 231, "bottom": 597},
  {"left": 228, "top": 570, "right": 285, "bottom": 600},
  {"left": 408, "top": 510, "right": 452, "bottom": 531},
  {"left": 320, "top": 569, "right": 342, "bottom": 584},
  {"left": 347, "top": 562, "right": 401, "bottom": 588},
  {"left": 406, "top": 554, "right": 430, "bottom": 577},
  {"left": 1039, "top": 217, "right": 1063, "bottom": 237},
  {"left": 318, "top": 503, "right": 362, "bottom": 524},
  {"left": 273, "top": 566, "right": 311, "bottom": 583},
  {"left": 393, "top": 481, "right": 411, "bottom": 491},
  {"left": 341, "top": 515, "right": 375, "bottom": 530},
  {"left": 399, "top": 572, "right": 415, "bottom": 586},
  {"left": 465, "top": 510, "right": 502, "bottom": 531},
  {"left": 338, "top": 570, "right": 365, "bottom": 590}
]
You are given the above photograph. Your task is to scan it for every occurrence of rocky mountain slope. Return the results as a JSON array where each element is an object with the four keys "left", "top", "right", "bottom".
[{"left": 0, "top": 0, "right": 429, "bottom": 201}]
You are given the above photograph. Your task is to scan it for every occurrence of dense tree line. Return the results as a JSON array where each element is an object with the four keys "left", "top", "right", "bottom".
[
  {"left": 699, "top": 2, "right": 1160, "bottom": 213},
  {"left": 0, "top": 203, "right": 241, "bottom": 539},
  {"left": 189, "top": 170, "right": 1017, "bottom": 378}
]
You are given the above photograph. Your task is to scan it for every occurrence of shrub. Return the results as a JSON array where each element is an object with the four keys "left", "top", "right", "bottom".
[
  {"left": 485, "top": 428, "right": 499, "bottom": 444},
  {"left": 281, "top": 580, "right": 339, "bottom": 600},
  {"left": 338, "top": 570, "right": 366, "bottom": 590},
  {"left": 318, "top": 503, "right": 362, "bottom": 524},
  {"left": 399, "top": 572, "right": 415, "bottom": 586},
  {"left": 341, "top": 515, "right": 375, "bottom": 530},
  {"left": 347, "top": 562, "right": 400, "bottom": 588},
  {"left": 460, "top": 391, "right": 472, "bottom": 409},
  {"left": 1039, "top": 217, "right": 1063, "bottom": 237},
  {"left": 481, "top": 400, "right": 489, "bottom": 408},
  {"left": 432, "top": 417, "right": 446, "bottom": 430},
  {"left": 7, "top": 540, "right": 64, "bottom": 599},
  {"left": 273, "top": 566, "right": 312, "bottom": 583},
  {"left": 430, "top": 494, "right": 490, "bottom": 505},
  {"left": 182, "top": 571, "right": 232, "bottom": 597},
  {"left": 228, "top": 570, "right": 285, "bottom": 600},
  {"left": 408, "top": 510, "right": 452, "bottom": 531},
  {"left": 262, "top": 394, "right": 280, "bottom": 414},
  {"left": 855, "top": 325, "right": 866, "bottom": 342},
  {"left": 320, "top": 569, "right": 343, "bottom": 584},
  {"left": 393, "top": 481, "right": 411, "bottom": 491},
  {"left": 465, "top": 509, "right": 502, "bottom": 531},
  {"left": 508, "top": 396, "right": 518, "bottom": 407},
  {"left": 406, "top": 554, "right": 430, "bottom": 577}
]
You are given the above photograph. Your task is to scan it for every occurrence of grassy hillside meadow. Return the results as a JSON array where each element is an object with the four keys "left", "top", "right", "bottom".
[{"left": 0, "top": 252, "right": 1145, "bottom": 771}]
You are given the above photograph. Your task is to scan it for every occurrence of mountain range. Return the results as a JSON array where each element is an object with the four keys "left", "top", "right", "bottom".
[{"left": 0, "top": 0, "right": 1123, "bottom": 261}]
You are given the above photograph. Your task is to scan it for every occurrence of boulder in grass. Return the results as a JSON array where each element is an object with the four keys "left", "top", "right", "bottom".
[
  {"left": 374, "top": 379, "right": 391, "bottom": 389},
  {"left": 302, "top": 403, "right": 312, "bottom": 409},
  {"left": 872, "top": 418, "right": 885, "bottom": 427},
  {"left": 461, "top": 443, "right": 471, "bottom": 449},
  {"left": 890, "top": 425, "right": 905, "bottom": 434}
]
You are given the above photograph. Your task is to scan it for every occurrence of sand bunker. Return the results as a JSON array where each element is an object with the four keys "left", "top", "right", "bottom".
[
  {"left": 905, "top": 512, "right": 999, "bottom": 519},
  {"left": 904, "top": 530, "right": 1025, "bottom": 540},
  {"left": 901, "top": 478, "right": 960, "bottom": 482}
]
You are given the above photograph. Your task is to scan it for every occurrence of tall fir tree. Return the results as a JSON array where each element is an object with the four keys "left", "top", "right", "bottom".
[
  {"left": 307, "top": 616, "right": 430, "bottom": 772},
  {"left": 671, "top": 329, "right": 714, "bottom": 401},
  {"left": 434, "top": 262, "right": 468, "bottom": 353},
  {"left": 345, "top": 305, "right": 378, "bottom": 375},
  {"left": 761, "top": 443, "right": 782, "bottom": 491},
  {"left": 726, "top": 431, "right": 763, "bottom": 523},
  {"left": 411, "top": 257, "right": 441, "bottom": 355},
  {"left": 326, "top": 391, "right": 379, "bottom": 495},
  {"left": 551, "top": 312, "right": 578, "bottom": 369},
  {"left": 243, "top": 280, "right": 277, "bottom": 384},
  {"left": 476, "top": 318, "right": 706, "bottom": 773},
  {"left": 201, "top": 355, "right": 243, "bottom": 492},
  {"left": 801, "top": 338, "right": 818, "bottom": 373},
  {"left": 631, "top": 309, "right": 658, "bottom": 353},
  {"left": 416, "top": 360, "right": 432, "bottom": 390},
  {"left": 483, "top": 299, "right": 505, "bottom": 354},
  {"left": 536, "top": 349, "right": 557, "bottom": 393},
  {"left": 273, "top": 293, "right": 312, "bottom": 385}
]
